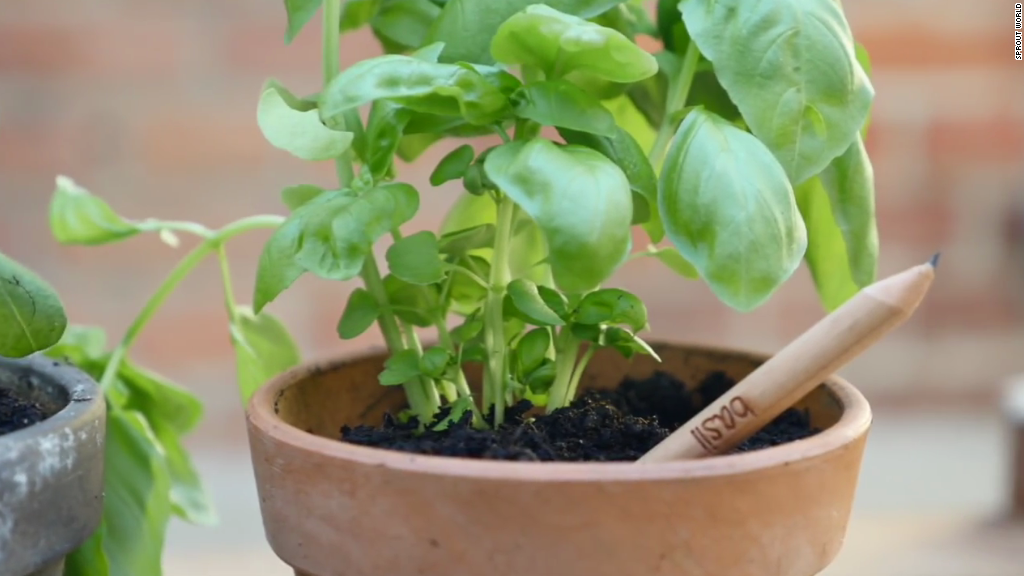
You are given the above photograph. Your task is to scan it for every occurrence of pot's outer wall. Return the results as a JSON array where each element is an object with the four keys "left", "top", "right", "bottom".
[
  {"left": 247, "top": 343, "right": 872, "bottom": 576},
  {"left": 0, "top": 355, "right": 105, "bottom": 576}
]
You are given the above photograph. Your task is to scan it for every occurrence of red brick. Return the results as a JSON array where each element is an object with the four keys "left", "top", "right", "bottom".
[
  {"left": 220, "top": 19, "right": 377, "bottom": 80},
  {"left": 0, "top": 21, "right": 185, "bottom": 78},
  {"left": 856, "top": 27, "right": 1007, "bottom": 69},
  {"left": 927, "top": 118, "right": 1024, "bottom": 164},
  {"left": 876, "top": 197, "right": 955, "bottom": 246},
  {"left": 919, "top": 284, "right": 1023, "bottom": 331},
  {"left": 134, "top": 107, "right": 273, "bottom": 174}
]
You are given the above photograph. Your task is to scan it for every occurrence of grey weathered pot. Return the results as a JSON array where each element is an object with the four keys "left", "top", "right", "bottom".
[{"left": 0, "top": 355, "right": 105, "bottom": 576}]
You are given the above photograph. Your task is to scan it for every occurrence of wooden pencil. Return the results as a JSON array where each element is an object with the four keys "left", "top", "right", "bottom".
[{"left": 637, "top": 255, "right": 938, "bottom": 464}]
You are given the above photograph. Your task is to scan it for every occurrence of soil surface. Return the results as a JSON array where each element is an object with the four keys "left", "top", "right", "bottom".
[
  {"left": 341, "top": 370, "right": 820, "bottom": 461},
  {"left": 0, "top": 386, "right": 47, "bottom": 436}
]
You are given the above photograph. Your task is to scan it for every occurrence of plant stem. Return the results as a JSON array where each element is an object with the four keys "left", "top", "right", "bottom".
[
  {"left": 649, "top": 39, "right": 702, "bottom": 167},
  {"left": 546, "top": 328, "right": 581, "bottom": 413},
  {"left": 322, "top": 0, "right": 355, "bottom": 187},
  {"left": 359, "top": 257, "right": 438, "bottom": 419},
  {"left": 482, "top": 195, "right": 515, "bottom": 426},
  {"left": 320, "top": 0, "right": 436, "bottom": 416},
  {"left": 564, "top": 345, "right": 596, "bottom": 407},
  {"left": 98, "top": 215, "right": 284, "bottom": 390},
  {"left": 216, "top": 244, "right": 241, "bottom": 325}
]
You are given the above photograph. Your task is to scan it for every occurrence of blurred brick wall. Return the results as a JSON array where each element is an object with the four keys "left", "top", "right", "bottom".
[{"left": 1, "top": 0, "right": 1022, "bottom": 429}]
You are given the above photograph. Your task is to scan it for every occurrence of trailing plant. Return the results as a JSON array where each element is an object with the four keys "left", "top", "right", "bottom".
[{"left": 1, "top": 176, "right": 298, "bottom": 575}]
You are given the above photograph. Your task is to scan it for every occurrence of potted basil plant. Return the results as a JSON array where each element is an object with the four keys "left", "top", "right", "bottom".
[{"left": 240, "top": 0, "right": 879, "bottom": 575}]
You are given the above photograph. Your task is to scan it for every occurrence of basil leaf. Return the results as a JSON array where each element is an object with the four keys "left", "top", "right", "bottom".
[
  {"left": 0, "top": 251, "right": 67, "bottom": 357},
  {"left": 574, "top": 288, "right": 647, "bottom": 331},
  {"left": 507, "top": 279, "right": 565, "bottom": 326},
  {"left": 319, "top": 55, "right": 513, "bottom": 127},
  {"left": 337, "top": 288, "right": 381, "bottom": 339},
  {"left": 371, "top": 0, "right": 441, "bottom": 50},
  {"left": 557, "top": 124, "right": 661, "bottom": 241},
  {"left": 379, "top": 349, "right": 422, "bottom": 386},
  {"left": 428, "top": 0, "right": 629, "bottom": 65},
  {"left": 511, "top": 80, "right": 616, "bottom": 137},
  {"left": 230, "top": 306, "right": 302, "bottom": 402},
  {"left": 257, "top": 79, "right": 354, "bottom": 161},
  {"left": 254, "top": 185, "right": 419, "bottom": 312},
  {"left": 659, "top": 108, "right": 806, "bottom": 311},
  {"left": 50, "top": 176, "right": 140, "bottom": 246},
  {"left": 284, "top": 0, "right": 323, "bottom": 43},
  {"left": 281, "top": 184, "right": 327, "bottom": 211},
  {"left": 491, "top": 4, "right": 657, "bottom": 83},
  {"left": 484, "top": 139, "right": 632, "bottom": 294},
  {"left": 795, "top": 176, "right": 860, "bottom": 311},
  {"left": 386, "top": 231, "right": 446, "bottom": 285},
  {"left": 680, "top": 0, "right": 873, "bottom": 184},
  {"left": 819, "top": 134, "right": 878, "bottom": 287},
  {"left": 430, "top": 144, "right": 476, "bottom": 186}
]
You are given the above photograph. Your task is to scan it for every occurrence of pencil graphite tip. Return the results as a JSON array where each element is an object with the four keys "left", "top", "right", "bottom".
[{"left": 929, "top": 252, "right": 941, "bottom": 268}]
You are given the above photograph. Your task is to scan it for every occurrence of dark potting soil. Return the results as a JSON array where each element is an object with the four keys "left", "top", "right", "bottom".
[
  {"left": 0, "top": 386, "right": 47, "bottom": 436},
  {"left": 340, "top": 371, "right": 821, "bottom": 461}
]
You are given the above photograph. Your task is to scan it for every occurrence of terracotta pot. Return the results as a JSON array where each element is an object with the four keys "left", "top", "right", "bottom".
[
  {"left": 246, "top": 342, "right": 871, "bottom": 576},
  {"left": 0, "top": 355, "right": 105, "bottom": 576}
]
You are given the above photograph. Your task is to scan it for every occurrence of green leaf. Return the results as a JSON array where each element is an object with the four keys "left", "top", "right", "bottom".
[
  {"left": 856, "top": 43, "right": 873, "bottom": 139},
  {"left": 515, "top": 328, "right": 551, "bottom": 375},
  {"left": 319, "top": 55, "right": 513, "bottom": 128},
  {"left": 430, "top": 144, "right": 476, "bottom": 186},
  {"left": 254, "top": 184, "right": 419, "bottom": 312},
  {"left": 386, "top": 231, "right": 446, "bottom": 285},
  {"left": 556, "top": 124, "right": 661, "bottom": 241},
  {"left": 431, "top": 396, "right": 474, "bottom": 430},
  {"left": 536, "top": 285, "right": 569, "bottom": 319},
  {"left": 439, "top": 192, "right": 552, "bottom": 287},
  {"left": 281, "top": 184, "right": 327, "bottom": 211},
  {"left": 484, "top": 139, "right": 633, "bottom": 294},
  {"left": 438, "top": 224, "right": 495, "bottom": 256},
  {"left": 372, "top": 0, "right": 441, "bottom": 50},
  {"left": 45, "top": 324, "right": 107, "bottom": 364},
  {"left": 117, "top": 362, "right": 214, "bottom": 525},
  {"left": 524, "top": 357, "right": 557, "bottom": 394},
  {"left": 361, "top": 101, "right": 413, "bottom": 179},
  {"left": 64, "top": 527, "right": 110, "bottom": 576},
  {"left": 0, "top": 251, "right": 67, "bottom": 358},
  {"left": 341, "top": 0, "right": 379, "bottom": 32},
  {"left": 511, "top": 81, "right": 616, "bottom": 137},
  {"left": 451, "top": 312, "right": 484, "bottom": 344},
  {"left": 379, "top": 349, "right": 421, "bottom": 385},
  {"left": 648, "top": 246, "right": 699, "bottom": 279},
  {"left": 819, "top": 135, "right": 878, "bottom": 287},
  {"left": 419, "top": 346, "right": 452, "bottom": 378},
  {"left": 574, "top": 288, "right": 647, "bottom": 331},
  {"left": 679, "top": 0, "right": 873, "bottom": 184},
  {"left": 231, "top": 306, "right": 302, "bottom": 403},
  {"left": 428, "top": 0, "right": 630, "bottom": 65},
  {"left": 656, "top": 0, "right": 687, "bottom": 52},
  {"left": 337, "top": 288, "right": 380, "bottom": 339},
  {"left": 507, "top": 279, "right": 565, "bottom": 326},
  {"left": 658, "top": 108, "right": 807, "bottom": 311},
  {"left": 258, "top": 79, "right": 354, "bottom": 162},
  {"left": 603, "top": 326, "right": 660, "bottom": 360},
  {"left": 90, "top": 408, "right": 173, "bottom": 576},
  {"left": 795, "top": 176, "right": 860, "bottom": 311},
  {"left": 285, "top": 0, "right": 323, "bottom": 42},
  {"left": 491, "top": 5, "right": 657, "bottom": 83},
  {"left": 384, "top": 274, "right": 441, "bottom": 326},
  {"left": 49, "top": 176, "right": 140, "bottom": 246},
  {"left": 447, "top": 255, "right": 489, "bottom": 315}
]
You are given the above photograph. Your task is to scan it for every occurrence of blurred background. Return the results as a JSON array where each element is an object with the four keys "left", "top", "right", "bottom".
[{"left": 1, "top": 0, "right": 1023, "bottom": 574}]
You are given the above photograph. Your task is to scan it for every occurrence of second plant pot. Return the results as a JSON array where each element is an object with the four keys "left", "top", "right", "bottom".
[
  {"left": 0, "top": 355, "right": 105, "bottom": 576},
  {"left": 246, "top": 341, "right": 872, "bottom": 576}
]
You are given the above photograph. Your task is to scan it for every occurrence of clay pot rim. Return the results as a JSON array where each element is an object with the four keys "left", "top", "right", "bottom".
[
  {"left": 247, "top": 341, "right": 871, "bottom": 482},
  {"left": 0, "top": 354, "right": 104, "bottom": 448}
]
